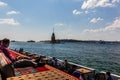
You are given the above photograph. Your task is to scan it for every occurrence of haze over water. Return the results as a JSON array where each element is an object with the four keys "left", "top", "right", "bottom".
[{"left": 10, "top": 42, "right": 120, "bottom": 75}]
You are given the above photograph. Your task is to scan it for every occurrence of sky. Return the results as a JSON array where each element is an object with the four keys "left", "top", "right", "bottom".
[{"left": 0, "top": 0, "right": 120, "bottom": 41}]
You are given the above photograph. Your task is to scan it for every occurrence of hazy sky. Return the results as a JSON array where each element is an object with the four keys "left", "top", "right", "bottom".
[{"left": 0, "top": 0, "right": 120, "bottom": 41}]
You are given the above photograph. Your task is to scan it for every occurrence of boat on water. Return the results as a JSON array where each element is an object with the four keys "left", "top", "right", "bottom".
[
  {"left": 27, "top": 40, "right": 36, "bottom": 43},
  {"left": 4, "top": 49, "right": 120, "bottom": 80}
]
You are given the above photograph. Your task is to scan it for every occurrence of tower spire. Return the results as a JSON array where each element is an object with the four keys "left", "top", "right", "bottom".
[{"left": 53, "top": 27, "right": 54, "bottom": 33}]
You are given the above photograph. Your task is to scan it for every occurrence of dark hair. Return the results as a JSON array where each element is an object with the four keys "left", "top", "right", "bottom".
[
  {"left": 64, "top": 59, "right": 67, "bottom": 62},
  {"left": 106, "top": 72, "right": 111, "bottom": 76},
  {"left": 2, "top": 38, "right": 10, "bottom": 44}
]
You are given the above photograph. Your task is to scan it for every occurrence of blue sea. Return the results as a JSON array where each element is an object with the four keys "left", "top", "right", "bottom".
[{"left": 10, "top": 42, "right": 120, "bottom": 75}]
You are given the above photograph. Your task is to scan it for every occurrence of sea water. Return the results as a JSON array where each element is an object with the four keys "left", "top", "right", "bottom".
[{"left": 10, "top": 42, "right": 120, "bottom": 75}]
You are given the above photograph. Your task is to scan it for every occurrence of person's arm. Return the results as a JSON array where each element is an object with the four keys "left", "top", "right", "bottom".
[{"left": 2, "top": 48, "right": 13, "bottom": 61}]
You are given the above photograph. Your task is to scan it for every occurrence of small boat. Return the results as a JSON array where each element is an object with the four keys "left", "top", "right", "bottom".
[{"left": 27, "top": 40, "right": 35, "bottom": 42}]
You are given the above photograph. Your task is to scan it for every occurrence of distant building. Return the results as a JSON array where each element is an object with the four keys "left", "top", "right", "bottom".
[
  {"left": 50, "top": 28, "right": 60, "bottom": 44},
  {"left": 51, "top": 31, "right": 56, "bottom": 43}
]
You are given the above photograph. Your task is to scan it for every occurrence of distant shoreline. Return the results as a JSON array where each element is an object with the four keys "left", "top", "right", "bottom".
[
  {"left": 11, "top": 39, "right": 120, "bottom": 44},
  {"left": 40, "top": 39, "right": 120, "bottom": 44}
]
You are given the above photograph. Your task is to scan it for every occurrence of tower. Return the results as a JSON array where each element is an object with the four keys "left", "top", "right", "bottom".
[{"left": 51, "top": 28, "right": 56, "bottom": 43}]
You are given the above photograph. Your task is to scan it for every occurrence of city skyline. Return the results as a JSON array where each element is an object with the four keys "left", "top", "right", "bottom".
[{"left": 0, "top": 0, "right": 120, "bottom": 41}]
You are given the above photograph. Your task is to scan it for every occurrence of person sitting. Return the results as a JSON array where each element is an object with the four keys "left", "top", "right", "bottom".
[
  {"left": 0, "top": 38, "right": 15, "bottom": 80},
  {"left": 18, "top": 48, "right": 24, "bottom": 53},
  {"left": 106, "top": 72, "right": 113, "bottom": 80},
  {"left": 62, "top": 60, "right": 70, "bottom": 70},
  {"left": 95, "top": 73, "right": 106, "bottom": 80},
  {"left": 72, "top": 70, "right": 84, "bottom": 80},
  {"left": 0, "top": 38, "right": 15, "bottom": 62},
  {"left": 51, "top": 57, "right": 58, "bottom": 67},
  {"left": 58, "top": 59, "right": 71, "bottom": 72}
]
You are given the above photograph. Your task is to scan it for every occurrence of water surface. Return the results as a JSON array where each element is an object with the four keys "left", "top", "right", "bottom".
[{"left": 10, "top": 42, "right": 120, "bottom": 75}]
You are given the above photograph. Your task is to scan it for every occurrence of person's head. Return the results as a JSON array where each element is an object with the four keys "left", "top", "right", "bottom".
[
  {"left": 2, "top": 38, "right": 10, "bottom": 48},
  {"left": 64, "top": 59, "right": 68, "bottom": 62},
  {"left": 53, "top": 57, "right": 56, "bottom": 60},
  {"left": 106, "top": 72, "right": 111, "bottom": 76}
]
